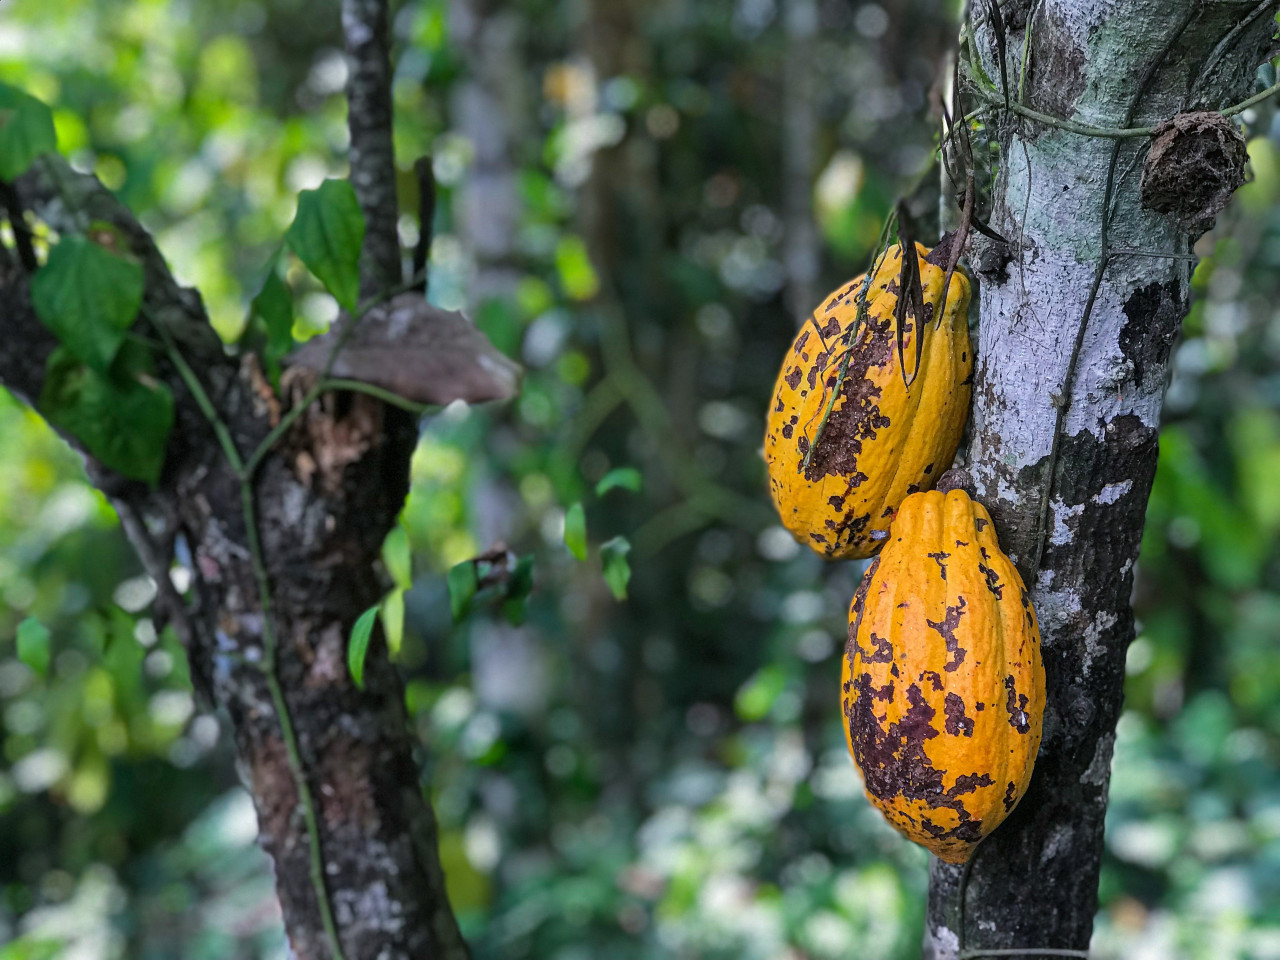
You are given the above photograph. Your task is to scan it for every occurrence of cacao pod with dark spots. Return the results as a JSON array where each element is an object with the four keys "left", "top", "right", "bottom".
[
  {"left": 764, "top": 243, "right": 972, "bottom": 559},
  {"left": 841, "top": 489, "right": 1044, "bottom": 863}
]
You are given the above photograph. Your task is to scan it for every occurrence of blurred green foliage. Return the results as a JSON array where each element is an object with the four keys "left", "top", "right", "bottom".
[{"left": 1, "top": 2, "right": 1279, "bottom": 959}]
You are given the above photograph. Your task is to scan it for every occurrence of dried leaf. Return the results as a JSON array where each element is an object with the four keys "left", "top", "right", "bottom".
[{"left": 288, "top": 294, "right": 522, "bottom": 406}]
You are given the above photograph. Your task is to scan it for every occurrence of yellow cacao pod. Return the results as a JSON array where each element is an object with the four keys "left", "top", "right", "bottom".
[
  {"left": 764, "top": 243, "right": 972, "bottom": 560},
  {"left": 841, "top": 489, "right": 1044, "bottom": 863}
]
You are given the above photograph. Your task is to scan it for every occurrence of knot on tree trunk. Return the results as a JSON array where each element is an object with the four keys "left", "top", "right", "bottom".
[{"left": 1140, "top": 111, "right": 1248, "bottom": 234}]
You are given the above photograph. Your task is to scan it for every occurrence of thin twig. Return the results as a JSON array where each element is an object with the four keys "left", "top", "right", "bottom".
[
  {"left": 240, "top": 481, "right": 348, "bottom": 960},
  {"left": 413, "top": 156, "right": 437, "bottom": 294}
]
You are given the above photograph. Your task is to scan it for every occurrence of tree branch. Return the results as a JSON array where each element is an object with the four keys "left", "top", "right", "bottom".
[{"left": 343, "top": 0, "right": 403, "bottom": 298}]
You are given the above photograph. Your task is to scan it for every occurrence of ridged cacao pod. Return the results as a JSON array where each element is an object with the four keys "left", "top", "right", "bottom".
[
  {"left": 764, "top": 243, "right": 972, "bottom": 560},
  {"left": 841, "top": 489, "right": 1044, "bottom": 863}
]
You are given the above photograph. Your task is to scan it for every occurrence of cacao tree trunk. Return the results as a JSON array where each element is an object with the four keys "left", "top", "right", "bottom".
[
  {"left": 0, "top": 1, "right": 469, "bottom": 957},
  {"left": 926, "top": 2, "right": 1275, "bottom": 957}
]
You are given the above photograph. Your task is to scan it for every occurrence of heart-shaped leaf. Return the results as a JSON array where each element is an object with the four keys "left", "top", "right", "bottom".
[
  {"left": 33, "top": 236, "right": 144, "bottom": 372},
  {"left": 286, "top": 179, "right": 365, "bottom": 312},
  {"left": 39, "top": 345, "right": 174, "bottom": 486},
  {"left": 0, "top": 83, "right": 56, "bottom": 180}
]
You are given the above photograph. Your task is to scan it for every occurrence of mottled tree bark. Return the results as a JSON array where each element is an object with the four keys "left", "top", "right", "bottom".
[
  {"left": 0, "top": 1, "right": 470, "bottom": 956},
  {"left": 926, "top": 2, "right": 1275, "bottom": 957}
]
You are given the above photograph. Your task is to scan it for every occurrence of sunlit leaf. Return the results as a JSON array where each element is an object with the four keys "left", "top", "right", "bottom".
[
  {"left": 600, "top": 536, "right": 632, "bottom": 601},
  {"left": 564, "top": 502, "right": 587, "bottom": 561},
  {"left": 285, "top": 179, "right": 365, "bottom": 312},
  {"left": 555, "top": 235, "right": 600, "bottom": 301},
  {"left": 381, "top": 588, "right": 405, "bottom": 658},
  {"left": 0, "top": 82, "right": 56, "bottom": 180},
  {"left": 735, "top": 665, "right": 788, "bottom": 722},
  {"left": 383, "top": 525, "right": 413, "bottom": 591}
]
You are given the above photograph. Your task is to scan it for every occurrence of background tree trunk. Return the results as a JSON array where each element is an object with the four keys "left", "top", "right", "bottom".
[
  {"left": 449, "top": 0, "right": 527, "bottom": 307},
  {"left": 926, "top": 3, "right": 1276, "bottom": 957},
  {"left": 783, "top": 0, "right": 820, "bottom": 325}
]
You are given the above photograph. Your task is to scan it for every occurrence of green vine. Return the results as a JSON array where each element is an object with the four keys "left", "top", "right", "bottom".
[{"left": 967, "top": 55, "right": 1280, "bottom": 138}]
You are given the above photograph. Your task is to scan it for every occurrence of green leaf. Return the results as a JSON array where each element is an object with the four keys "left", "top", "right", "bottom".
[
  {"left": 595, "top": 467, "right": 643, "bottom": 497},
  {"left": 735, "top": 665, "right": 788, "bottom": 722},
  {"left": 347, "top": 605, "right": 379, "bottom": 690},
  {"left": 16, "top": 618, "right": 50, "bottom": 678},
  {"left": 0, "top": 936, "right": 62, "bottom": 960},
  {"left": 251, "top": 258, "right": 295, "bottom": 378},
  {"left": 383, "top": 526, "right": 413, "bottom": 591},
  {"left": 0, "top": 83, "right": 56, "bottom": 180},
  {"left": 502, "top": 554, "right": 535, "bottom": 626},
  {"left": 564, "top": 502, "right": 587, "bottom": 561},
  {"left": 447, "top": 561, "right": 478, "bottom": 623},
  {"left": 39, "top": 345, "right": 174, "bottom": 485},
  {"left": 285, "top": 179, "right": 365, "bottom": 312},
  {"left": 600, "top": 536, "right": 632, "bottom": 601},
  {"left": 381, "top": 588, "right": 405, "bottom": 658},
  {"left": 32, "top": 236, "right": 144, "bottom": 372},
  {"left": 554, "top": 235, "right": 600, "bottom": 302}
]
